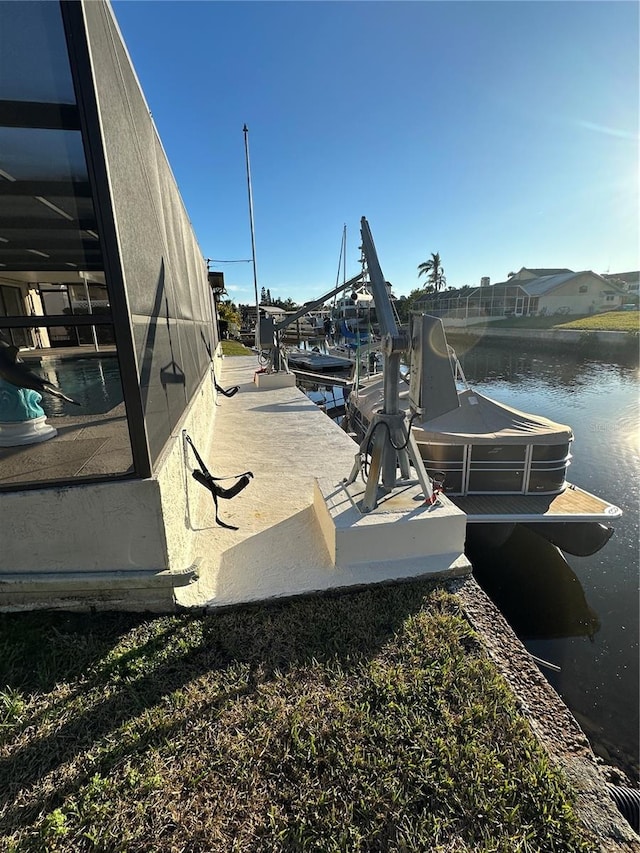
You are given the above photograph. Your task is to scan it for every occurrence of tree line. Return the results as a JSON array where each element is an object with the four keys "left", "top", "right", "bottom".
[{"left": 217, "top": 252, "right": 451, "bottom": 329}]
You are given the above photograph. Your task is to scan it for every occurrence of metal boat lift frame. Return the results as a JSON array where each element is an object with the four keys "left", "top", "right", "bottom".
[
  {"left": 256, "top": 273, "right": 364, "bottom": 373},
  {"left": 344, "top": 218, "right": 434, "bottom": 511}
]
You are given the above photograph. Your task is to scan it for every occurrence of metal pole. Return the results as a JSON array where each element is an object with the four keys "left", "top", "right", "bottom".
[
  {"left": 80, "top": 272, "right": 99, "bottom": 352},
  {"left": 243, "top": 124, "right": 260, "bottom": 312}
]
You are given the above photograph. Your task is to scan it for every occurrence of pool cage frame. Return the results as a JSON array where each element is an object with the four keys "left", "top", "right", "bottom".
[{"left": 0, "top": 0, "right": 218, "bottom": 489}]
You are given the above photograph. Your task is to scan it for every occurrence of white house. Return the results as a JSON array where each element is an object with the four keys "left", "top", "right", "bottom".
[
  {"left": 508, "top": 270, "right": 627, "bottom": 316},
  {"left": 416, "top": 268, "right": 629, "bottom": 321}
]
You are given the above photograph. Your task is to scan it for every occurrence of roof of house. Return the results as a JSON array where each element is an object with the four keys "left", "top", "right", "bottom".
[
  {"left": 518, "top": 267, "right": 573, "bottom": 278},
  {"left": 520, "top": 270, "right": 622, "bottom": 297},
  {"left": 519, "top": 272, "right": 582, "bottom": 296},
  {"left": 418, "top": 268, "right": 630, "bottom": 301},
  {"left": 491, "top": 268, "right": 574, "bottom": 288}
]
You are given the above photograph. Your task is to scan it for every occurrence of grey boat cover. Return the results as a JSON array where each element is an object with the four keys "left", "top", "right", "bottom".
[
  {"left": 415, "top": 388, "right": 573, "bottom": 445},
  {"left": 354, "top": 381, "right": 573, "bottom": 446}
]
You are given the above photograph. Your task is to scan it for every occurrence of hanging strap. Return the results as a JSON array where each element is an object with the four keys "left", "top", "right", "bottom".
[
  {"left": 214, "top": 377, "right": 239, "bottom": 398},
  {"left": 184, "top": 433, "right": 253, "bottom": 530}
]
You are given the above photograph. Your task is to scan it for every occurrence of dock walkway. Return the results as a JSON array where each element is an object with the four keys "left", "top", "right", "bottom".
[{"left": 176, "top": 355, "right": 468, "bottom": 609}]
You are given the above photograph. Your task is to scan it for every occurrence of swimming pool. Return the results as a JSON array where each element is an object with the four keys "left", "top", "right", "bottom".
[{"left": 35, "top": 355, "right": 125, "bottom": 417}]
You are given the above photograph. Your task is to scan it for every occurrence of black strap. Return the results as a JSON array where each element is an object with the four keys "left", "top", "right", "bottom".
[
  {"left": 214, "top": 378, "right": 239, "bottom": 398},
  {"left": 184, "top": 433, "right": 253, "bottom": 529}
]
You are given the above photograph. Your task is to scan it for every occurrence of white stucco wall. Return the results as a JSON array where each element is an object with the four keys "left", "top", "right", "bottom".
[
  {"left": 155, "top": 356, "right": 221, "bottom": 575},
  {"left": 1, "top": 477, "right": 168, "bottom": 574}
]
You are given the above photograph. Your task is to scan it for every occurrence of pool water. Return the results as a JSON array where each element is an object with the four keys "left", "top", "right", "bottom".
[{"left": 35, "top": 356, "right": 125, "bottom": 417}]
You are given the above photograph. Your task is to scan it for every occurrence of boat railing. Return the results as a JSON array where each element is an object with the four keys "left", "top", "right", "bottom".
[{"left": 447, "top": 345, "right": 471, "bottom": 390}]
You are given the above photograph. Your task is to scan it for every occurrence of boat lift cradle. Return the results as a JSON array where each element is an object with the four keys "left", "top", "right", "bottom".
[
  {"left": 256, "top": 274, "right": 364, "bottom": 373},
  {"left": 343, "top": 218, "right": 439, "bottom": 512}
]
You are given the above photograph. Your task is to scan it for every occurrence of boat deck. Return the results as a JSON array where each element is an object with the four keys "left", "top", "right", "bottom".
[{"left": 452, "top": 485, "right": 622, "bottom": 524}]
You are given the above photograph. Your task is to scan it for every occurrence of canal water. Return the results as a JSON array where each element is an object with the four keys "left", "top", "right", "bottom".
[{"left": 451, "top": 338, "right": 639, "bottom": 782}]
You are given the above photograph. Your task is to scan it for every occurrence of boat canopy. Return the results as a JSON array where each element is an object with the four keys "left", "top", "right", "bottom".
[{"left": 415, "top": 389, "right": 573, "bottom": 446}]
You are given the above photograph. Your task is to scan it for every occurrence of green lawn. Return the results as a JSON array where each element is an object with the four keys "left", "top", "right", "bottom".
[
  {"left": 0, "top": 582, "right": 595, "bottom": 852},
  {"left": 556, "top": 311, "right": 640, "bottom": 333},
  {"left": 487, "top": 311, "right": 639, "bottom": 333},
  {"left": 221, "top": 339, "right": 253, "bottom": 356}
]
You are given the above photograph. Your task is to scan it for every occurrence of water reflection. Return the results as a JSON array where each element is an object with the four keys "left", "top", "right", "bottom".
[
  {"left": 456, "top": 339, "right": 638, "bottom": 781},
  {"left": 37, "top": 356, "right": 124, "bottom": 416},
  {"left": 467, "top": 525, "right": 601, "bottom": 641},
  {"left": 456, "top": 340, "right": 638, "bottom": 392}
]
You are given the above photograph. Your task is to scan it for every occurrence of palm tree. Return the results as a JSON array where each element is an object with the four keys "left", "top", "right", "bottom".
[{"left": 417, "top": 252, "right": 446, "bottom": 292}]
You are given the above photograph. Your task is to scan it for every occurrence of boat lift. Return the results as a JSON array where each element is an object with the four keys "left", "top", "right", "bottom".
[
  {"left": 343, "top": 217, "right": 436, "bottom": 512},
  {"left": 255, "top": 273, "right": 364, "bottom": 374}
]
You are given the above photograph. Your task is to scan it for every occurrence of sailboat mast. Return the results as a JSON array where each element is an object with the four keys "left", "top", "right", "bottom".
[
  {"left": 342, "top": 224, "right": 347, "bottom": 289},
  {"left": 243, "top": 124, "right": 260, "bottom": 312},
  {"left": 332, "top": 225, "right": 347, "bottom": 314}
]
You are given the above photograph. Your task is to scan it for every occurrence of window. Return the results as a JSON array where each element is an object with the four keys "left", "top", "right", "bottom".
[
  {"left": 0, "top": 0, "right": 132, "bottom": 488},
  {"left": 579, "top": 285, "right": 588, "bottom": 293},
  {"left": 0, "top": 285, "right": 30, "bottom": 347}
]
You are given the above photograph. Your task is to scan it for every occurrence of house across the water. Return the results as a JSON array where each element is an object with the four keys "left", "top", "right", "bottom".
[{"left": 416, "top": 267, "right": 635, "bottom": 324}]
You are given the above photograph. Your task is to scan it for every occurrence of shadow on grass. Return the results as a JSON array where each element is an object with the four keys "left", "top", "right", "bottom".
[
  {"left": 0, "top": 579, "right": 435, "bottom": 835},
  {"left": 0, "top": 610, "right": 150, "bottom": 693}
]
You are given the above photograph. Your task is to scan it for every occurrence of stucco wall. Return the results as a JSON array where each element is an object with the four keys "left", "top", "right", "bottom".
[
  {"left": 538, "top": 273, "right": 622, "bottom": 315},
  {"left": 0, "top": 352, "right": 222, "bottom": 582},
  {"left": 156, "top": 353, "right": 222, "bottom": 575},
  {"left": 1, "top": 477, "right": 168, "bottom": 574}
]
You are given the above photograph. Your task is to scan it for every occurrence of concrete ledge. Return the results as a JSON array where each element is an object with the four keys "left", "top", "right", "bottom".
[
  {"left": 0, "top": 566, "right": 198, "bottom": 612},
  {"left": 314, "top": 477, "right": 470, "bottom": 573},
  {"left": 254, "top": 371, "right": 297, "bottom": 389},
  {"left": 455, "top": 575, "right": 640, "bottom": 851},
  {"left": 323, "top": 552, "right": 472, "bottom": 587}
]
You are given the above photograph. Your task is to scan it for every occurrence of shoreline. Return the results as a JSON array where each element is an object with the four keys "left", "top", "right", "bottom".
[
  {"left": 444, "top": 325, "right": 639, "bottom": 360},
  {"left": 453, "top": 575, "right": 640, "bottom": 849}
]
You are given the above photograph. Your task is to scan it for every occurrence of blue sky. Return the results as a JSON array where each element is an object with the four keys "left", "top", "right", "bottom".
[{"left": 111, "top": 0, "right": 639, "bottom": 305}]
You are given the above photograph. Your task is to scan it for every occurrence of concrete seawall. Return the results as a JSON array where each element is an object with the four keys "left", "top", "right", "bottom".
[
  {"left": 444, "top": 325, "right": 638, "bottom": 353},
  {"left": 455, "top": 576, "right": 640, "bottom": 852}
]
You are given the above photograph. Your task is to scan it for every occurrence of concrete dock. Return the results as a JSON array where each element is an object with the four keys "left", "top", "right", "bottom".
[{"left": 176, "top": 355, "right": 470, "bottom": 610}]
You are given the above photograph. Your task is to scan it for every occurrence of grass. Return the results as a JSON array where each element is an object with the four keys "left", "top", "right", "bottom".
[
  {"left": 221, "top": 339, "right": 254, "bottom": 356},
  {"left": 556, "top": 311, "right": 640, "bottom": 333},
  {"left": 485, "top": 311, "right": 639, "bottom": 333},
  {"left": 0, "top": 581, "right": 596, "bottom": 852}
]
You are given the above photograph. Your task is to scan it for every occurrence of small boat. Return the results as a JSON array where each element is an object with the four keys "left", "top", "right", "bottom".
[
  {"left": 344, "top": 321, "right": 622, "bottom": 556},
  {"left": 285, "top": 348, "right": 354, "bottom": 377},
  {"left": 336, "top": 318, "right": 371, "bottom": 345}
]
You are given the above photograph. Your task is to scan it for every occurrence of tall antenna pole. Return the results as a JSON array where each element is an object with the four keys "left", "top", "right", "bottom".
[{"left": 243, "top": 124, "right": 259, "bottom": 311}]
